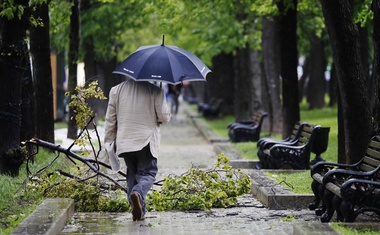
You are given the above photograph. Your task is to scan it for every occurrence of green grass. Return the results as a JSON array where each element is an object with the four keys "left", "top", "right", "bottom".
[
  {"left": 54, "top": 121, "right": 68, "bottom": 129},
  {"left": 202, "top": 104, "right": 338, "bottom": 163},
  {"left": 0, "top": 148, "right": 70, "bottom": 235},
  {"left": 263, "top": 170, "right": 312, "bottom": 194}
]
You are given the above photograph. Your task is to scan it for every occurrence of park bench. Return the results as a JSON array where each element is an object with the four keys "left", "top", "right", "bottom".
[
  {"left": 257, "top": 121, "right": 306, "bottom": 157},
  {"left": 198, "top": 98, "right": 223, "bottom": 118},
  {"left": 257, "top": 123, "right": 329, "bottom": 169},
  {"left": 309, "top": 135, "right": 380, "bottom": 222},
  {"left": 227, "top": 111, "right": 268, "bottom": 143}
]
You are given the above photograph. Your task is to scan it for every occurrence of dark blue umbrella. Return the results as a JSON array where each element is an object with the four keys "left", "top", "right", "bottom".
[{"left": 113, "top": 37, "right": 211, "bottom": 85}]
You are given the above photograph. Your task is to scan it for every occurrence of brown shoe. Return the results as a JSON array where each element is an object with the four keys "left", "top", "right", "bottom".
[{"left": 130, "top": 192, "right": 142, "bottom": 221}]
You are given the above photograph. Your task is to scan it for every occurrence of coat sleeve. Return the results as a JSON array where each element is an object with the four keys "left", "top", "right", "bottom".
[
  {"left": 155, "top": 89, "right": 171, "bottom": 125},
  {"left": 104, "top": 86, "right": 118, "bottom": 144}
]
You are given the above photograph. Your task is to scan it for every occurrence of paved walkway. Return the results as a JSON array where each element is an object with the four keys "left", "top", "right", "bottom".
[{"left": 56, "top": 102, "right": 334, "bottom": 235}]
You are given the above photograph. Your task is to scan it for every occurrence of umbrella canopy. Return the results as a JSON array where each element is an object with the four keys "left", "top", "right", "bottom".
[{"left": 113, "top": 41, "right": 211, "bottom": 85}]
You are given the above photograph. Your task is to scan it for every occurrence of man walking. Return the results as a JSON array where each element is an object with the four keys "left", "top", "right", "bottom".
[{"left": 104, "top": 79, "right": 171, "bottom": 221}]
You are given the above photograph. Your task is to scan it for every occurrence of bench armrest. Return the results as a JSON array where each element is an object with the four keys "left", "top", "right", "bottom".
[
  {"left": 260, "top": 138, "right": 297, "bottom": 149},
  {"left": 227, "top": 121, "right": 256, "bottom": 129},
  {"left": 270, "top": 142, "right": 305, "bottom": 151},
  {"left": 232, "top": 123, "right": 258, "bottom": 130},
  {"left": 340, "top": 178, "right": 380, "bottom": 201},
  {"left": 310, "top": 161, "right": 359, "bottom": 176},
  {"left": 322, "top": 168, "right": 380, "bottom": 186},
  {"left": 257, "top": 137, "right": 292, "bottom": 147}
]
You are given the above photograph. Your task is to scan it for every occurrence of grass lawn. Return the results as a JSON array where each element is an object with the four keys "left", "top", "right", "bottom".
[
  {"left": 263, "top": 170, "right": 312, "bottom": 194},
  {"left": 201, "top": 102, "right": 338, "bottom": 163},
  {"left": 0, "top": 148, "right": 71, "bottom": 234}
]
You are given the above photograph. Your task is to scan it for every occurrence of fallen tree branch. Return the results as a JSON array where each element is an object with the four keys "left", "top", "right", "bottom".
[{"left": 23, "top": 138, "right": 128, "bottom": 193}]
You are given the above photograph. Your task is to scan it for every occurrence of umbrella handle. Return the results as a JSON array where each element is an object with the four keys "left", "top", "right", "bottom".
[{"left": 162, "top": 35, "right": 165, "bottom": 46}]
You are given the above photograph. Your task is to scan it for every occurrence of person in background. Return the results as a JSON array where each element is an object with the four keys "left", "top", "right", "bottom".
[
  {"left": 104, "top": 79, "right": 171, "bottom": 221},
  {"left": 168, "top": 83, "right": 182, "bottom": 115}
]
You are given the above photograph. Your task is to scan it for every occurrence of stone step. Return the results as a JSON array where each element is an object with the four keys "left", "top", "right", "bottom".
[{"left": 10, "top": 198, "right": 74, "bottom": 235}]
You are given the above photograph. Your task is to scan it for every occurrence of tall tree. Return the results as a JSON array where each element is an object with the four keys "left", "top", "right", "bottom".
[
  {"left": 321, "top": 0, "right": 372, "bottom": 163},
  {"left": 261, "top": 15, "right": 282, "bottom": 134},
  {"left": 29, "top": 0, "right": 55, "bottom": 143},
  {"left": 276, "top": 0, "right": 300, "bottom": 138},
  {"left": 206, "top": 53, "right": 234, "bottom": 115},
  {"left": 373, "top": 0, "right": 380, "bottom": 125},
  {"left": 234, "top": 44, "right": 257, "bottom": 121},
  {"left": 306, "top": 34, "right": 326, "bottom": 109},
  {"left": 0, "top": 0, "right": 30, "bottom": 176},
  {"left": 67, "top": 0, "right": 80, "bottom": 139}
]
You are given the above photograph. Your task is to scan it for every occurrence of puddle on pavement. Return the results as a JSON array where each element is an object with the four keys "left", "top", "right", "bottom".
[{"left": 61, "top": 212, "right": 130, "bottom": 234}]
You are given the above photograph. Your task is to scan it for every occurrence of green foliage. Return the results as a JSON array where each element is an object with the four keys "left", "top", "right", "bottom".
[
  {"left": 354, "top": 0, "right": 374, "bottom": 27},
  {"left": 332, "top": 223, "right": 379, "bottom": 235},
  {"left": 66, "top": 81, "right": 107, "bottom": 129},
  {"left": 79, "top": 0, "right": 150, "bottom": 61},
  {"left": 0, "top": 1, "right": 25, "bottom": 20},
  {"left": 279, "top": 213, "right": 298, "bottom": 222},
  {"left": 49, "top": 0, "right": 72, "bottom": 53},
  {"left": 31, "top": 171, "right": 131, "bottom": 212},
  {"left": 16, "top": 153, "right": 251, "bottom": 214},
  {"left": 249, "top": 0, "right": 278, "bottom": 16},
  {"left": 65, "top": 81, "right": 106, "bottom": 154},
  {"left": 147, "top": 154, "right": 252, "bottom": 211}
]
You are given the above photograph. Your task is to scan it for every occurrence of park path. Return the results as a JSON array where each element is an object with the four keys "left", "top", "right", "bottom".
[{"left": 59, "top": 101, "right": 321, "bottom": 235}]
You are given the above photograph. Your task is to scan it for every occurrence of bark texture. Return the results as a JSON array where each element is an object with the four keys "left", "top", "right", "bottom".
[
  {"left": 276, "top": 0, "right": 300, "bottom": 138},
  {"left": 321, "top": 0, "right": 372, "bottom": 163}
]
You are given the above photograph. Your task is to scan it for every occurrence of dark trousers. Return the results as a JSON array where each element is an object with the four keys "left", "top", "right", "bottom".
[{"left": 120, "top": 144, "right": 157, "bottom": 216}]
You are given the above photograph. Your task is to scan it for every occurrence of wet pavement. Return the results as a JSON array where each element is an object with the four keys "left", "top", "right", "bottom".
[
  {"left": 54, "top": 102, "right": 334, "bottom": 235},
  {"left": 11, "top": 101, "right": 380, "bottom": 234}
]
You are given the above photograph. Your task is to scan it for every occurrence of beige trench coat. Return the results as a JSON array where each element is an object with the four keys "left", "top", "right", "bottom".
[{"left": 104, "top": 80, "right": 171, "bottom": 158}]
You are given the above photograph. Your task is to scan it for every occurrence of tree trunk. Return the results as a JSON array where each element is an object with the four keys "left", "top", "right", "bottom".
[
  {"left": 321, "top": 0, "right": 372, "bottom": 164},
  {"left": 206, "top": 53, "right": 234, "bottom": 115},
  {"left": 20, "top": 42, "right": 35, "bottom": 146},
  {"left": 307, "top": 34, "right": 326, "bottom": 109},
  {"left": 29, "top": 1, "right": 55, "bottom": 143},
  {"left": 67, "top": 0, "right": 80, "bottom": 139},
  {"left": 233, "top": 45, "right": 255, "bottom": 121},
  {"left": 250, "top": 50, "right": 263, "bottom": 111},
  {"left": 337, "top": 92, "right": 346, "bottom": 163},
  {"left": 83, "top": 38, "right": 101, "bottom": 128},
  {"left": 276, "top": 0, "right": 300, "bottom": 138},
  {"left": 0, "top": 0, "right": 30, "bottom": 176},
  {"left": 373, "top": 0, "right": 380, "bottom": 127},
  {"left": 261, "top": 16, "right": 282, "bottom": 134}
]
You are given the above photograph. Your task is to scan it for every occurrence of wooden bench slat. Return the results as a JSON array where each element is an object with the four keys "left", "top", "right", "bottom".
[
  {"left": 365, "top": 148, "right": 380, "bottom": 161},
  {"left": 362, "top": 155, "right": 380, "bottom": 168},
  {"left": 369, "top": 139, "right": 380, "bottom": 150},
  {"left": 359, "top": 163, "right": 376, "bottom": 172},
  {"left": 325, "top": 182, "right": 341, "bottom": 198}
]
